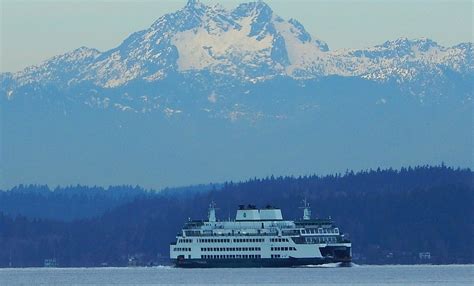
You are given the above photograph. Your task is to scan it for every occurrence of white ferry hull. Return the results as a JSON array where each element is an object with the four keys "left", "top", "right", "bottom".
[
  {"left": 172, "top": 256, "right": 351, "bottom": 268},
  {"left": 170, "top": 203, "right": 352, "bottom": 268}
]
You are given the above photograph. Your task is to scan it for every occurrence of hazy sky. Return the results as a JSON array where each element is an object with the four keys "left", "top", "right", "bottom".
[{"left": 1, "top": 0, "right": 472, "bottom": 73}]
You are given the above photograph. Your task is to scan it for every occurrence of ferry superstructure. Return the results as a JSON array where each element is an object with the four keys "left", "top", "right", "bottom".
[{"left": 170, "top": 201, "right": 351, "bottom": 267}]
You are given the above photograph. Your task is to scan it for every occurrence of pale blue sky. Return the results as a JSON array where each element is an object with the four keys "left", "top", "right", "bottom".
[{"left": 1, "top": 0, "right": 472, "bottom": 73}]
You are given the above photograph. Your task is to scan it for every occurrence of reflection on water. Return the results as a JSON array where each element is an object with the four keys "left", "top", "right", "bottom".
[{"left": 0, "top": 264, "right": 472, "bottom": 286}]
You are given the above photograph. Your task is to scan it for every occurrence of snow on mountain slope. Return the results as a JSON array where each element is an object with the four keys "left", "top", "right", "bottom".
[{"left": 1, "top": 0, "right": 472, "bottom": 97}]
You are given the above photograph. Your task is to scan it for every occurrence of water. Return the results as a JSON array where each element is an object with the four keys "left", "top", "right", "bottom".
[{"left": 0, "top": 265, "right": 472, "bottom": 285}]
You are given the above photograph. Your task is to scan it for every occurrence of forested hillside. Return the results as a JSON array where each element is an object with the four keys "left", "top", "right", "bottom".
[
  {"left": 0, "top": 185, "right": 149, "bottom": 221},
  {"left": 0, "top": 165, "right": 472, "bottom": 267},
  {"left": 0, "top": 184, "right": 217, "bottom": 221}
]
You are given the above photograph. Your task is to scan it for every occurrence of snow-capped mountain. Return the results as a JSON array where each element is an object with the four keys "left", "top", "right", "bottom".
[
  {"left": 3, "top": 0, "right": 471, "bottom": 91},
  {"left": 2, "top": 0, "right": 472, "bottom": 191}
]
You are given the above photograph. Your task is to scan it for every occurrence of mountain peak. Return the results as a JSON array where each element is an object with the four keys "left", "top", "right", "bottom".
[
  {"left": 2, "top": 1, "right": 471, "bottom": 95},
  {"left": 185, "top": 0, "right": 206, "bottom": 10},
  {"left": 186, "top": 0, "right": 203, "bottom": 8},
  {"left": 233, "top": 1, "right": 273, "bottom": 18},
  {"left": 380, "top": 37, "right": 440, "bottom": 50}
]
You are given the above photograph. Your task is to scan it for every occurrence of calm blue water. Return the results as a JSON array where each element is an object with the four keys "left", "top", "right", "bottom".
[{"left": 0, "top": 265, "right": 472, "bottom": 285}]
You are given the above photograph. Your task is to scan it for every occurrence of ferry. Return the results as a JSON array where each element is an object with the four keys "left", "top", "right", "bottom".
[{"left": 170, "top": 200, "right": 352, "bottom": 268}]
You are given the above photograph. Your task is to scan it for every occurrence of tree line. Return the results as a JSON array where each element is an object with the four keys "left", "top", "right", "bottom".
[{"left": 0, "top": 165, "right": 472, "bottom": 267}]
